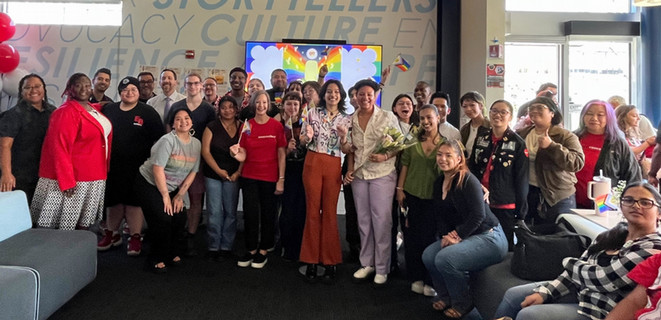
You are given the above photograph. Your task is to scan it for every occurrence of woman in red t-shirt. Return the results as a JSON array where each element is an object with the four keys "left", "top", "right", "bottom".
[
  {"left": 573, "top": 100, "right": 641, "bottom": 209},
  {"left": 230, "top": 90, "right": 286, "bottom": 269}
]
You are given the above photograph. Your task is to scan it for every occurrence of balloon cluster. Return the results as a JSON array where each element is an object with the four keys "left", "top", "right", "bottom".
[
  {"left": 0, "top": 13, "right": 18, "bottom": 74},
  {"left": 0, "top": 12, "right": 24, "bottom": 98}
]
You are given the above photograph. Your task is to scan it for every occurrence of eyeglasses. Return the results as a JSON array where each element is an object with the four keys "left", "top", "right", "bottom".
[
  {"left": 186, "top": 81, "right": 201, "bottom": 86},
  {"left": 139, "top": 80, "right": 154, "bottom": 84},
  {"left": 22, "top": 85, "right": 43, "bottom": 91},
  {"left": 203, "top": 83, "right": 216, "bottom": 87},
  {"left": 489, "top": 109, "right": 510, "bottom": 117},
  {"left": 621, "top": 197, "right": 660, "bottom": 209},
  {"left": 121, "top": 87, "right": 139, "bottom": 93}
]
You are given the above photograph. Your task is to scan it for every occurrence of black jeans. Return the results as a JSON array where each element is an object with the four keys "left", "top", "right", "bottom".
[
  {"left": 526, "top": 185, "right": 576, "bottom": 226},
  {"left": 401, "top": 192, "right": 436, "bottom": 284},
  {"left": 241, "top": 177, "right": 277, "bottom": 252},
  {"left": 136, "top": 175, "right": 186, "bottom": 264},
  {"left": 342, "top": 156, "right": 360, "bottom": 254},
  {"left": 491, "top": 208, "right": 518, "bottom": 251},
  {"left": 279, "top": 161, "right": 306, "bottom": 260}
]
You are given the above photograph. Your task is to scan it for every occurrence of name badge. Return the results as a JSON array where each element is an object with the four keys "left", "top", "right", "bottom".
[
  {"left": 477, "top": 137, "right": 490, "bottom": 148},
  {"left": 502, "top": 141, "right": 516, "bottom": 151}
]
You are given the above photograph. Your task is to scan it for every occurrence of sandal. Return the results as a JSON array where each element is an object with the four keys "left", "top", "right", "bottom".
[
  {"left": 443, "top": 303, "right": 474, "bottom": 319},
  {"left": 152, "top": 262, "right": 167, "bottom": 274},
  {"left": 170, "top": 256, "right": 182, "bottom": 266},
  {"left": 432, "top": 300, "right": 449, "bottom": 311}
]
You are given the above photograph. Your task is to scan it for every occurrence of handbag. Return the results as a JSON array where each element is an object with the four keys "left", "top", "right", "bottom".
[{"left": 511, "top": 220, "right": 592, "bottom": 281}]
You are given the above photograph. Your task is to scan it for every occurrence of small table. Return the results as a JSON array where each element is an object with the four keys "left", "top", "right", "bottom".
[{"left": 571, "top": 208, "right": 623, "bottom": 230}]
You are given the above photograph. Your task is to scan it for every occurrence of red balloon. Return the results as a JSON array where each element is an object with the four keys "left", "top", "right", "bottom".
[
  {"left": 0, "top": 13, "right": 16, "bottom": 42},
  {"left": 0, "top": 44, "right": 20, "bottom": 74}
]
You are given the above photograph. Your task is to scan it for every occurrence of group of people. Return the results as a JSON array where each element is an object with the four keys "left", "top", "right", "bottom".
[{"left": 2, "top": 66, "right": 661, "bottom": 320}]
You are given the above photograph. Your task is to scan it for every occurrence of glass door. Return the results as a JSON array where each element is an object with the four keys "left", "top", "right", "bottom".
[
  {"left": 566, "top": 41, "right": 631, "bottom": 130},
  {"left": 504, "top": 43, "right": 560, "bottom": 120}
]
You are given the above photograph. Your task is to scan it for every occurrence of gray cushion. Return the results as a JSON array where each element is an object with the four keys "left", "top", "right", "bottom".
[
  {"left": 470, "top": 253, "right": 531, "bottom": 319},
  {"left": 0, "top": 265, "right": 38, "bottom": 320},
  {"left": 0, "top": 229, "right": 96, "bottom": 320}
]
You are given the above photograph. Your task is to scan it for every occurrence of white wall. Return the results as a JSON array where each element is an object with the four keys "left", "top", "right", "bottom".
[{"left": 1, "top": 0, "right": 438, "bottom": 110}]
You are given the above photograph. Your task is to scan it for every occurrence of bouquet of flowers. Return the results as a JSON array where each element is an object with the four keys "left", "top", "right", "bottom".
[{"left": 373, "top": 126, "right": 419, "bottom": 154}]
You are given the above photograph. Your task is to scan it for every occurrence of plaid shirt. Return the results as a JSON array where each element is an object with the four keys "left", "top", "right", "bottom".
[{"left": 534, "top": 232, "right": 661, "bottom": 320}]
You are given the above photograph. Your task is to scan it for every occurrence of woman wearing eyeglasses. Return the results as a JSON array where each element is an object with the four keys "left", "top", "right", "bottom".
[
  {"left": 468, "top": 100, "right": 528, "bottom": 251},
  {"left": 573, "top": 100, "right": 641, "bottom": 210},
  {"left": 0, "top": 74, "right": 56, "bottom": 203},
  {"left": 494, "top": 181, "right": 661, "bottom": 320}
]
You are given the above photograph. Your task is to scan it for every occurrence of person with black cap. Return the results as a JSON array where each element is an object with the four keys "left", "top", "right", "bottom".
[
  {"left": 516, "top": 96, "right": 585, "bottom": 226},
  {"left": 98, "top": 76, "right": 164, "bottom": 256}
]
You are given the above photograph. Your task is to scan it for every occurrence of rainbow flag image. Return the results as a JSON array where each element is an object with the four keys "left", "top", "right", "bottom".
[
  {"left": 595, "top": 193, "right": 617, "bottom": 214},
  {"left": 393, "top": 54, "right": 411, "bottom": 72},
  {"left": 274, "top": 92, "right": 283, "bottom": 106}
]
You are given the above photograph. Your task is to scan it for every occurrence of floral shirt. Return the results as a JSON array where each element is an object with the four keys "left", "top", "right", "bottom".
[{"left": 305, "top": 107, "right": 351, "bottom": 157}]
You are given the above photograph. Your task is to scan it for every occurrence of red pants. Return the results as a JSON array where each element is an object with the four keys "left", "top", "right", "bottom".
[{"left": 299, "top": 151, "right": 343, "bottom": 265}]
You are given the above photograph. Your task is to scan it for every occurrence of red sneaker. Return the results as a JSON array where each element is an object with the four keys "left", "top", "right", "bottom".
[
  {"left": 127, "top": 233, "right": 142, "bottom": 256},
  {"left": 98, "top": 230, "right": 122, "bottom": 251}
]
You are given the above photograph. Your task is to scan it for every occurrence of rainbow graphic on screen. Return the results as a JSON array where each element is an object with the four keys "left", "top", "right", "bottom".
[
  {"left": 595, "top": 193, "right": 618, "bottom": 213},
  {"left": 245, "top": 41, "right": 383, "bottom": 108}
]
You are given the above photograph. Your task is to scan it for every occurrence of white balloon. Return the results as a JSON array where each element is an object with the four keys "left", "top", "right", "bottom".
[{"left": 2, "top": 68, "right": 30, "bottom": 98}]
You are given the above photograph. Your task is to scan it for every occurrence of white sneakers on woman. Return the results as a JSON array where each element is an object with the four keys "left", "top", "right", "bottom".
[
  {"left": 373, "top": 274, "right": 388, "bottom": 285},
  {"left": 353, "top": 266, "right": 375, "bottom": 280},
  {"left": 411, "top": 281, "right": 437, "bottom": 296},
  {"left": 353, "top": 266, "right": 389, "bottom": 284}
]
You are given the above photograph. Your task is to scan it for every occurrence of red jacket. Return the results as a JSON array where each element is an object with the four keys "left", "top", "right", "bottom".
[{"left": 39, "top": 100, "right": 113, "bottom": 191}]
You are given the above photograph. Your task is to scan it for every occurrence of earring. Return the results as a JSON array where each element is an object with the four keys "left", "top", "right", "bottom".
[{"left": 189, "top": 128, "right": 195, "bottom": 137}]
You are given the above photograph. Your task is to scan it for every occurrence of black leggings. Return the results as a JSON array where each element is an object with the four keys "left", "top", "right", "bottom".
[
  {"left": 136, "top": 175, "right": 186, "bottom": 264},
  {"left": 241, "top": 177, "right": 277, "bottom": 252}
]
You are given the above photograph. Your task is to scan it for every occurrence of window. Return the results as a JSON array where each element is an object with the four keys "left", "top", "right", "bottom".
[
  {"left": 506, "top": 0, "right": 631, "bottom": 13},
  {"left": 504, "top": 43, "right": 560, "bottom": 117},
  {"left": 566, "top": 41, "right": 631, "bottom": 129},
  {"left": 3, "top": 1, "right": 122, "bottom": 26}
]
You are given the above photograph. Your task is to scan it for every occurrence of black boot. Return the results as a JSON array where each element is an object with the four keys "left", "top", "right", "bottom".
[
  {"left": 304, "top": 264, "right": 318, "bottom": 283},
  {"left": 322, "top": 265, "right": 336, "bottom": 284},
  {"left": 185, "top": 232, "right": 198, "bottom": 257}
]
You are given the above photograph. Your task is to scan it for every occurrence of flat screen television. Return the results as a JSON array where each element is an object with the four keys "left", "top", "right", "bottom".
[{"left": 245, "top": 41, "right": 383, "bottom": 110}]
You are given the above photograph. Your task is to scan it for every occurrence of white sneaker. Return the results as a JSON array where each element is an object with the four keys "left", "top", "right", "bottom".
[
  {"left": 374, "top": 274, "right": 388, "bottom": 285},
  {"left": 423, "top": 285, "right": 437, "bottom": 297},
  {"left": 411, "top": 281, "right": 424, "bottom": 294},
  {"left": 353, "top": 266, "right": 375, "bottom": 279}
]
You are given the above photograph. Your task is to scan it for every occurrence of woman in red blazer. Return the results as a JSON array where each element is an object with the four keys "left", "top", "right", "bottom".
[{"left": 31, "top": 73, "right": 113, "bottom": 230}]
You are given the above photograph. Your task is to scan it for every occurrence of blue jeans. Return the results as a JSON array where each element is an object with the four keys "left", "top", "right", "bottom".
[
  {"left": 493, "top": 282, "right": 586, "bottom": 320},
  {"left": 422, "top": 225, "right": 508, "bottom": 310},
  {"left": 205, "top": 177, "right": 239, "bottom": 251}
]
